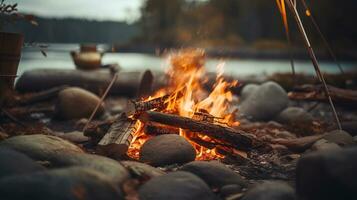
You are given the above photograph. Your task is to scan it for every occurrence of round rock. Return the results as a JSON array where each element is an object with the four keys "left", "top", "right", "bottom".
[
  {"left": 120, "top": 161, "right": 165, "bottom": 178},
  {"left": 139, "top": 134, "right": 196, "bottom": 167},
  {"left": 0, "top": 134, "right": 84, "bottom": 161},
  {"left": 296, "top": 147, "right": 357, "bottom": 200},
  {"left": 239, "top": 81, "right": 288, "bottom": 121},
  {"left": 139, "top": 171, "right": 217, "bottom": 200},
  {"left": 242, "top": 181, "right": 296, "bottom": 200},
  {"left": 275, "top": 107, "right": 313, "bottom": 125},
  {"left": 240, "top": 84, "right": 259, "bottom": 102},
  {"left": 180, "top": 160, "right": 247, "bottom": 189},
  {"left": 0, "top": 148, "right": 45, "bottom": 179},
  {"left": 0, "top": 167, "right": 122, "bottom": 200},
  {"left": 323, "top": 130, "right": 354, "bottom": 147},
  {"left": 310, "top": 139, "right": 341, "bottom": 152},
  {"left": 56, "top": 87, "right": 105, "bottom": 120}
]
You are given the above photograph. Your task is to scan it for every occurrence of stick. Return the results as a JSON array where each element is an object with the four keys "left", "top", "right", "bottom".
[
  {"left": 83, "top": 73, "right": 118, "bottom": 132},
  {"left": 97, "top": 115, "right": 138, "bottom": 158},
  {"left": 139, "top": 111, "right": 255, "bottom": 151},
  {"left": 300, "top": 0, "right": 344, "bottom": 74},
  {"left": 284, "top": 0, "right": 342, "bottom": 130}
]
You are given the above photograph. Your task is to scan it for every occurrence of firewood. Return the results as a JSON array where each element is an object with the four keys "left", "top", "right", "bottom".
[
  {"left": 144, "top": 122, "right": 179, "bottom": 135},
  {"left": 289, "top": 84, "right": 357, "bottom": 107},
  {"left": 138, "top": 111, "right": 256, "bottom": 151},
  {"left": 96, "top": 115, "right": 138, "bottom": 158},
  {"left": 126, "top": 94, "right": 170, "bottom": 116},
  {"left": 16, "top": 86, "right": 69, "bottom": 105}
]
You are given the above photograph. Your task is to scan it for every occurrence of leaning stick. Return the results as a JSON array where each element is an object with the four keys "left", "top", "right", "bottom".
[{"left": 284, "top": 0, "right": 341, "bottom": 130}]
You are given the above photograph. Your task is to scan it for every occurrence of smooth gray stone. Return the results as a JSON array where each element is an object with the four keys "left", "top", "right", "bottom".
[
  {"left": 0, "top": 167, "right": 122, "bottom": 200},
  {"left": 139, "top": 134, "right": 196, "bottom": 167},
  {"left": 296, "top": 147, "right": 357, "bottom": 200},
  {"left": 242, "top": 181, "right": 296, "bottom": 200},
  {"left": 240, "top": 84, "right": 259, "bottom": 102},
  {"left": 180, "top": 160, "right": 247, "bottom": 189},
  {"left": 323, "top": 130, "right": 355, "bottom": 147},
  {"left": 0, "top": 148, "right": 45, "bottom": 179},
  {"left": 240, "top": 81, "right": 288, "bottom": 121},
  {"left": 120, "top": 160, "right": 165, "bottom": 178},
  {"left": 0, "top": 134, "right": 84, "bottom": 161},
  {"left": 139, "top": 171, "right": 218, "bottom": 200},
  {"left": 275, "top": 107, "right": 313, "bottom": 125}
]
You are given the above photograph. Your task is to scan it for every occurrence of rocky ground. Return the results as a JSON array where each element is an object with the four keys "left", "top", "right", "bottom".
[{"left": 1, "top": 78, "right": 357, "bottom": 200}]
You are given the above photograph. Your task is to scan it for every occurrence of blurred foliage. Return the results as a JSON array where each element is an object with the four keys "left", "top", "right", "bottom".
[{"left": 138, "top": 0, "right": 357, "bottom": 49}]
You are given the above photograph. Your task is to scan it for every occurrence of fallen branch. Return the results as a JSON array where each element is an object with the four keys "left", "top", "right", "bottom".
[
  {"left": 138, "top": 111, "right": 256, "bottom": 151},
  {"left": 16, "top": 85, "right": 68, "bottom": 105},
  {"left": 289, "top": 84, "right": 357, "bottom": 107}
]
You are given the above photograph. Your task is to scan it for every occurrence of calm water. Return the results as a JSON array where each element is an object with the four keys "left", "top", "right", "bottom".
[{"left": 18, "top": 44, "right": 357, "bottom": 77}]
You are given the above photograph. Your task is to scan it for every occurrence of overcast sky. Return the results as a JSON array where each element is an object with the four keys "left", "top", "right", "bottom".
[{"left": 7, "top": 0, "right": 143, "bottom": 22}]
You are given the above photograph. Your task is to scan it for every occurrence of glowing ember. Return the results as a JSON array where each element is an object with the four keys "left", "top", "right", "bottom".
[{"left": 127, "top": 49, "right": 239, "bottom": 160}]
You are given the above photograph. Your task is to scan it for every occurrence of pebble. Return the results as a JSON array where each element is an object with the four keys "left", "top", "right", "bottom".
[
  {"left": 275, "top": 107, "right": 313, "bottom": 126},
  {"left": 323, "top": 130, "right": 355, "bottom": 147},
  {"left": 240, "top": 84, "right": 259, "bottom": 102}
]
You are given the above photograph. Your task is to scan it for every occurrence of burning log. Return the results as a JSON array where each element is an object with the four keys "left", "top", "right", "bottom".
[
  {"left": 126, "top": 94, "right": 171, "bottom": 116},
  {"left": 138, "top": 111, "right": 256, "bottom": 151},
  {"left": 126, "top": 92, "right": 183, "bottom": 116},
  {"left": 144, "top": 122, "right": 179, "bottom": 135},
  {"left": 96, "top": 115, "right": 139, "bottom": 158}
]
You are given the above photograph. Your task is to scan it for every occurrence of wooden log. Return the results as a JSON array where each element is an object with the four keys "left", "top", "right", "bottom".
[
  {"left": 138, "top": 111, "right": 255, "bottom": 151},
  {"left": 144, "top": 122, "right": 179, "bottom": 135},
  {"left": 126, "top": 94, "right": 170, "bottom": 116},
  {"left": 16, "top": 69, "right": 154, "bottom": 97},
  {"left": 96, "top": 115, "right": 138, "bottom": 158},
  {"left": 16, "top": 86, "right": 69, "bottom": 105},
  {"left": 289, "top": 84, "right": 357, "bottom": 107}
]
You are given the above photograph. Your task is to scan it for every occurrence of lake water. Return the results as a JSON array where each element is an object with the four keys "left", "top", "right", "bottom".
[{"left": 18, "top": 44, "right": 357, "bottom": 77}]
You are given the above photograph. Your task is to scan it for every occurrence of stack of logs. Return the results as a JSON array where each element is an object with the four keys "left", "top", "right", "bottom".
[{"left": 85, "top": 94, "right": 262, "bottom": 159}]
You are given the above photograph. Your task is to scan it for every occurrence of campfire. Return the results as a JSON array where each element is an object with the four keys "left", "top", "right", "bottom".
[{"left": 95, "top": 49, "right": 256, "bottom": 160}]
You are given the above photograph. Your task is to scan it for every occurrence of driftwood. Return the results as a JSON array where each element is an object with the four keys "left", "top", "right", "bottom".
[
  {"left": 16, "top": 86, "right": 68, "bottom": 105},
  {"left": 16, "top": 69, "right": 154, "bottom": 97},
  {"left": 139, "top": 111, "right": 256, "bottom": 151},
  {"left": 271, "top": 135, "right": 323, "bottom": 152},
  {"left": 289, "top": 84, "right": 357, "bottom": 107},
  {"left": 96, "top": 115, "right": 138, "bottom": 158}
]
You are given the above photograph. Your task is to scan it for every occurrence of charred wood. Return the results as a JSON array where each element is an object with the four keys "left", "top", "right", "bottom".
[
  {"left": 96, "top": 115, "right": 138, "bottom": 158},
  {"left": 138, "top": 111, "right": 256, "bottom": 151},
  {"left": 144, "top": 122, "right": 179, "bottom": 135}
]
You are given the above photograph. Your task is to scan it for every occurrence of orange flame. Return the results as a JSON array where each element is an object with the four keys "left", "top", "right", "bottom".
[{"left": 127, "top": 49, "right": 239, "bottom": 160}]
